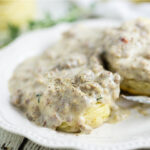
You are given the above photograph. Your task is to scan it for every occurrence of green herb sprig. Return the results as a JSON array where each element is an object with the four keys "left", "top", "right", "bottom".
[
  {"left": 0, "top": 2, "right": 97, "bottom": 48},
  {"left": 0, "top": 24, "right": 20, "bottom": 48}
]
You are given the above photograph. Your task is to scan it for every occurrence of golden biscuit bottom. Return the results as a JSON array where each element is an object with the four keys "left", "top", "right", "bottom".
[
  {"left": 121, "top": 79, "right": 150, "bottom": 96},
  {"left": 57, "top": 103, "right": 110, "bottom": 133}
]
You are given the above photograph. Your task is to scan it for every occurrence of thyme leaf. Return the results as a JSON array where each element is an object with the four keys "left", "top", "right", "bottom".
[
  {"left": 36, "top": 94, "right": 42, "bottom": 103},
  {"left": 97, "top": 95, "right": 103, "bottom": 101}
]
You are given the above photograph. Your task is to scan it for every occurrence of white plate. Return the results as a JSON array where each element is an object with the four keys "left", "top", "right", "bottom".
[{"left": 0, "top": 19, "right": 150, "bottom": 150}]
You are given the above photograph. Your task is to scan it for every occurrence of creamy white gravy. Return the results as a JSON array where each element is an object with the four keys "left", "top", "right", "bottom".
[
  {"left": 103, "top": 18, "right": 150, "bottom": 82},
  {"left": 9, "top": 26, "right": 122, "bottom": 132}
]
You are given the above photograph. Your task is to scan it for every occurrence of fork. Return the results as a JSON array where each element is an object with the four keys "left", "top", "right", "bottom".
[{"left": 121, "top": 95, "right": 150, "bottom": 104}]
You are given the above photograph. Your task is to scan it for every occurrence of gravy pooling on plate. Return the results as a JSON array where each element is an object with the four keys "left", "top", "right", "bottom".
[{"left": 9, "top": 26, "right": 123, "bottom": 133}]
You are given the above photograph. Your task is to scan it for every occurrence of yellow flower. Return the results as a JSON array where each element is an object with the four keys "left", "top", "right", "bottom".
[{"left": 0, "top": 0, "right": 36, "bottom": 30}]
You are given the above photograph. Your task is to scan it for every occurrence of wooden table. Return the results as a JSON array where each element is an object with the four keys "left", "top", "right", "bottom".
[
  {"left": 1, "top": 127, "right": 147, "bottom": 150},
  {"left": 0, "top": 127, "right": 66, "bottom": 150}
]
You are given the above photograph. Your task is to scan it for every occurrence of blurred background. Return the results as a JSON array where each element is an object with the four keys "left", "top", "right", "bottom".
[{"left": 1, "top": 0, "right": 150, "bottom": 48}]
